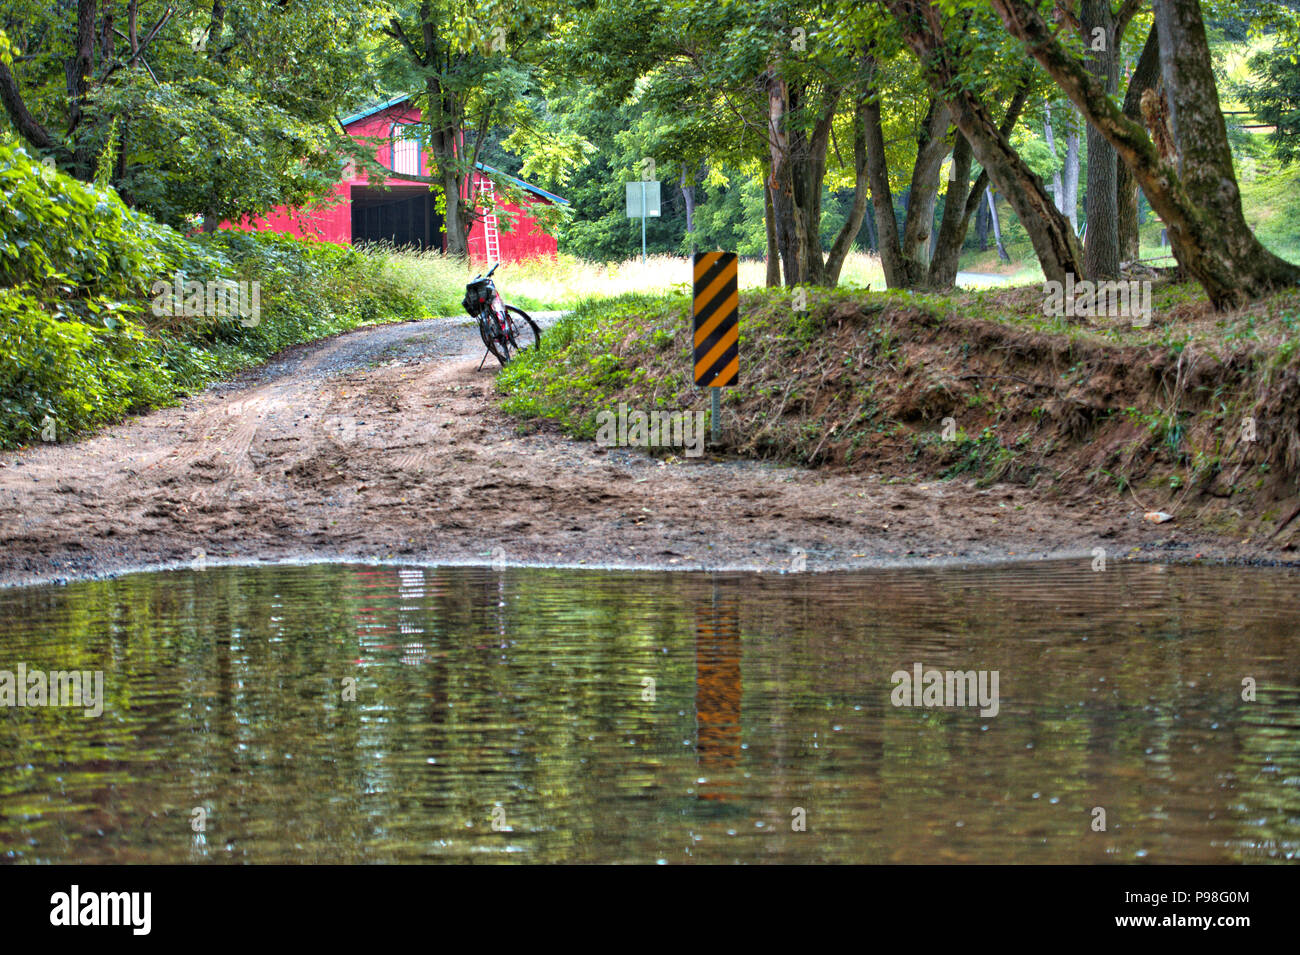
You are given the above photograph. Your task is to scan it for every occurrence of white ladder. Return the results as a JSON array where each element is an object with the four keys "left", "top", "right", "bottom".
[{"left": 478, "top": 177, "right": 501, "bottom": 262}]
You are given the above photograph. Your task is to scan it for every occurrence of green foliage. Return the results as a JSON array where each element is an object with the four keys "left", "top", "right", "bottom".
[
  {"left": 0, "top": 143, "right": 425, "bottom": 448},
  {"left": 1243, "top": 36, "right": 1300, "bottom": 165},
  {"left": 0, "top": 141, "right": 207, "bottom": 316},
  {"left": 497, "top": 292, "right": 687, "bottom": 432},
  {"left": 5, "top": 0, "right": 375, "bottom": 228},
  {"left": 0, "top": 288, "right": 170, "bottom": 446}
]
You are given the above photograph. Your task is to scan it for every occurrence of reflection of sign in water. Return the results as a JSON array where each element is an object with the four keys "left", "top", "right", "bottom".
[{"left": 695, "top": 596, "right": 742, "bottom": 800}]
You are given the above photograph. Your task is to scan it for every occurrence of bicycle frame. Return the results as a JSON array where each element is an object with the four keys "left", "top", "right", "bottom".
[{"left": 464, "top": 262, "right": 537, "bottom": 368}]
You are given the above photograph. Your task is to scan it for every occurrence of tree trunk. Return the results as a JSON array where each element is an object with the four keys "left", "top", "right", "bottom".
[
  {"left": 928, "top": 75, "right": 1030, "bottom": 288},
  {"left": 764, "top": 173, "right": 781, "bottom": 287},
  {"left": 975, "top": 198, "right": 990, "bottom": 251},
  {"left": 1118, "top": 23, "right": 1161, "bottom": 263},
  {"left": 899, "top": 99, "right": 950, "bottom": 274},
  {"left": 1063, "top": 108, "right": 1080, "bottom": 233},
  {"left": 767, "top": 71, "right": 806, "bottom": 286},
  {"left": 885, "top": 0, "right": 1084, "bottom": 285},
  {"left": 865, "top": 63, "right": 958, "bottom": 289},
  {"left": 824, "top": 96, "right": 872, "bottom": 286},
  {"left": 993, "top": 0, "right": 1300, "bottom": 307},
  {"left": 863, "top": 75, "right": 908, "bottom": 288},
  {"left": 441, "top": 162, "right": 468, "bottom": 257},
  {"left": 0, "top": 57, "right": 62, "bottom": 156},
  {"left": 423, "top": 75, "right": 471, "bottom": 257},
  {"left": 799, "top": 89, "right": 841, "bottom": 286},
  {"left": 1082, "top": 0, "right": 1120, "bottom": 280},
  {"left": 929, "top": 134, "right": 974, "bottom": 288},
  {"left": 66, "top": 0, "right": 97, "bottom": 179},
  {"left": 680, "top": 166, "right": 696, "bottom": 244},
  {"left": 987, "top": 189, "right": 1010, "bottom": 262},
  {"left": 1044, "top": 102, "right": 1064, "bottom": 211}
]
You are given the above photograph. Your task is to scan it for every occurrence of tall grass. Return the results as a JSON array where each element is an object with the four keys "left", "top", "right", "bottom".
[{"left": 371, "top": 247, "right": 895, "bottom": 312}]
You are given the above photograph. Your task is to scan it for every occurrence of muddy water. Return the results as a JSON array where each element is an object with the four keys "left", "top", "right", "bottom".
[{"left": 0, "top": 561, "right": 1296, "bottom": 864}]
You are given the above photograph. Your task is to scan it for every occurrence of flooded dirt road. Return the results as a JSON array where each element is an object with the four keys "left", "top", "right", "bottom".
[{"left": 0, "top": 316, "right": 1280, "bottom": 587}]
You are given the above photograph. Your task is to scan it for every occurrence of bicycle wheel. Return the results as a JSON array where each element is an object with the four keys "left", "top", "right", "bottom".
[
  {"left": 477, "top": 312, "right": 508, "bottom": 366},
  {"left": 502, "top": 305, "right": 541, "bottom": 359}
]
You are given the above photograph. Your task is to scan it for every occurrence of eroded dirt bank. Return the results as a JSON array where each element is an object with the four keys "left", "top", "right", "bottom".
[{"left": 0, "top": 316, "right": 1290, "bottom": 588}]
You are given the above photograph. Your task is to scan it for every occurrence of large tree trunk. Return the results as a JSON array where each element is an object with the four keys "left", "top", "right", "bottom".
[
  {"left": 992, "top": 0, "right": 1300, "bottom": 307},
  {"left": 799, "top": 89, "right": 841, "bottom": 286},
  {"left": 767, "top": 72, "right": 807, "bottom": 286},
  {"left": 929, "top": 134, "right": 974, "bottom": 289},
  {"left": 899, "top": 99, "right": 950, "bottom": 274},
  {"left": 863, "top": 76, "right": 908, "bottom": 288},
  {"left": 885, "top": 0, "right": 1084, "bottom": 285},
  {"left": 767, "top": 73, "right": 844, "bottom": 287},
  {"left": 66, "top": 0, "right": 97, "bottom": 179},
  {"left": 441, "top": 162, "right": 468, "bottom": 257},
  {"left": 864, "top": 63, "right": 958, "bottom": 289},
  {"left": 1081, "top": 0, "right": 1121, "bottom": 280},
  {"left": 1118, "top": 23, "right": 1161, "bottom": 262},
  {"left": 426, "top": 110, "right": 470, "bottom": 257},
  {"left": 0, "top": 57, "right": 62, "bottom": 156}
]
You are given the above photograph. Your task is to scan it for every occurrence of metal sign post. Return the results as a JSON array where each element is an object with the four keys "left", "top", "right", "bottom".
[
  {"left": 625, "top": 180, "right": 661, "bottom": 264},
  {"left": 711, "top": 386, "right": 720, "bottom": 443},
  {"left": 693, "top": 252, "right": 739, "bottom": 448}
]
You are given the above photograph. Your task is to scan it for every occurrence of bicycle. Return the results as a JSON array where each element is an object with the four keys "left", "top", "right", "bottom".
[{"left": 462, "top": 262, "right": 541, "bottom": 368}]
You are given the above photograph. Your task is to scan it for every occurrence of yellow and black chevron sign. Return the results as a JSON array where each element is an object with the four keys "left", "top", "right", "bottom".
[{"left": 693, "top": 251, "right": 739, "bottom": 387}]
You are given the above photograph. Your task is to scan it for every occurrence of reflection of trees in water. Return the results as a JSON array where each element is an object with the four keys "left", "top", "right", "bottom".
[{"left": 0, "top": 561, "right": 1297, "bottom": 862}]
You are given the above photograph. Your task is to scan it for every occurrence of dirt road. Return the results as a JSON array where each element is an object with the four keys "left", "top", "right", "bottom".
[{"left": 0, "top": 315, "right": 1279, "bottom": 587}]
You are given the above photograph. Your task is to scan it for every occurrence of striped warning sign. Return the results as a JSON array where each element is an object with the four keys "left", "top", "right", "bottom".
[{"left": 693, "top": 252, "right": 738, "bottom": 387}]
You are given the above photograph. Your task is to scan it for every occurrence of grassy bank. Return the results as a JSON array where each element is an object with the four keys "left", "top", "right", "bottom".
[
  {"left": 497, "top": 283, "right": 1300, "bottom": 547},
  {"left": 0, "top": 142, "right": 429, "bottom": 448}
]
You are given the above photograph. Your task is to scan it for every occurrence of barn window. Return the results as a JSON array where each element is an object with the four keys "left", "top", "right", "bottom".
[{"left": 391, "top": 123, "right": 422, "bottom": 176}]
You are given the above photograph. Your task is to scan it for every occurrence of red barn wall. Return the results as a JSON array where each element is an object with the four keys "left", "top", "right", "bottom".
[
  {"left": 228, "top": 102, "right": 559, "bottom": 260},
  {"left": 233, "top": 181, "right": 352, "bottom": 244}
]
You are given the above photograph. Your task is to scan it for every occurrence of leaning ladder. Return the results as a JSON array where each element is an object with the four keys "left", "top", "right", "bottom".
[{"left": 478, "top": 177, "right": 501, "bottom": 262}]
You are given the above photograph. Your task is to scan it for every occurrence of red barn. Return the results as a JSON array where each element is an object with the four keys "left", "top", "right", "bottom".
[{"left": 239, "top": 93, "right": 567, "bottom": 260}]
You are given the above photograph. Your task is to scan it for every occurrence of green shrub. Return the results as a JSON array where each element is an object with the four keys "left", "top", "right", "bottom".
[
  {"left": 0, "top": 289, "right": 169, "bottom": 446},
  {"left": 0, "top": 143, "right": 428, "bottom": 448},
  {"left": 0, "top": 140, "right": 212, "bottom": 315}
]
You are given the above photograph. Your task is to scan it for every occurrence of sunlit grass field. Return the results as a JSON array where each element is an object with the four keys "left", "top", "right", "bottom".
[{"left": 369, "top": 247, "right": 910, "bottom": 313}]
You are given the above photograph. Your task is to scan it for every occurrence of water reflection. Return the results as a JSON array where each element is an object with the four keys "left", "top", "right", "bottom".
[{"left": 0, "top": 561, "right": 1296, "bottom": 863}]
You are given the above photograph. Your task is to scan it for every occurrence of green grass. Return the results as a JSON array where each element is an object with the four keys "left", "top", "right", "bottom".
[{"left": 371, "top": 248, "right": 891, "bottom": 312}]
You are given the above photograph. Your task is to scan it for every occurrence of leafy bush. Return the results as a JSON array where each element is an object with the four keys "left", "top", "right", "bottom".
[
  {"left": 0, "top": 141, "right": 212, "bottom": 316},
  {"left": 0, "top": 289, "right": 170, "bottom": 446},
  {"left": 0, "top": 142, "right": 428, "bottom": 448}
]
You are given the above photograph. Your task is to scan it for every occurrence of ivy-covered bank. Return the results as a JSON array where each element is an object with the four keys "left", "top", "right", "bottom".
[
  {"left": 497, "top": 284, "right": 1300, "bottom": 548},
  {"left": 0, "top": 142, "right": 427, "bottom": 449}
]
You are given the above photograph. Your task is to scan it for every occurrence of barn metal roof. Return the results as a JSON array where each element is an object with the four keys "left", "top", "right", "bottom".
[
  {"left": 475, "top": 164, "right": 569, "bottom": 206},
  {"left": 339, "top": 93, "right": 414, "bottom": 127}
]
